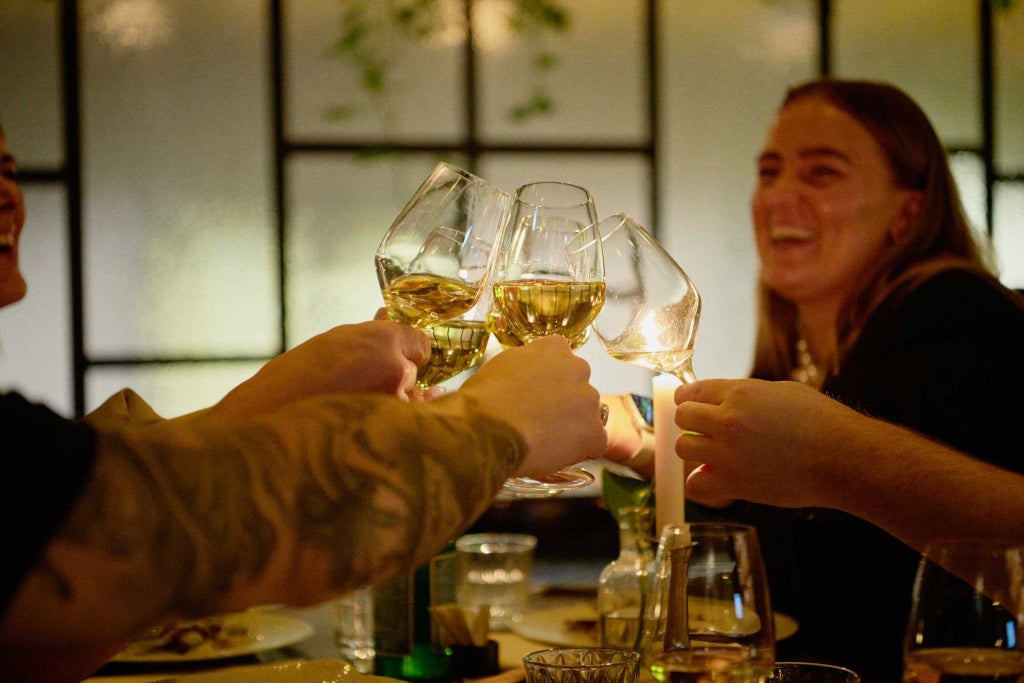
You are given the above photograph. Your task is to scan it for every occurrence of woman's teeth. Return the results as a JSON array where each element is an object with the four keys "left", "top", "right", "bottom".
[{"left": 770, "top": 227, "right": 813, "bottom": 242}]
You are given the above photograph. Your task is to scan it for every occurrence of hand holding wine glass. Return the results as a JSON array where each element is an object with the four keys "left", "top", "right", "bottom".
[
  {"left": 375, "top": 162, "right": 511, "bottom": 329},
  {"left": 489, "top": 181, "right": 606, "bottom": 497},
  {"left": 592, "top": 214, "right": 701, "bottom": 384}
]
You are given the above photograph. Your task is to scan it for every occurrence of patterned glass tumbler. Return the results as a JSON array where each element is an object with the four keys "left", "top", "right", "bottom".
[{"left": 523, "top": 648, "right": 641, "bottom": 683}]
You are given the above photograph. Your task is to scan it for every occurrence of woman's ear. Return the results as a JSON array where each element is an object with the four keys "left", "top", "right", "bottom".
[{"left": 890, "top": 190, "right": 924, "bottom": 244}]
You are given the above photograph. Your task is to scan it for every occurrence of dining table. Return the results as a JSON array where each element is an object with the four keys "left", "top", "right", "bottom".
[{"left": 82, "top": 559, "right": 610, "bottom": 683}]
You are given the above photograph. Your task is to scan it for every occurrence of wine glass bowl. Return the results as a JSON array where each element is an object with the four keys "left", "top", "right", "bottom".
[
  {"left": 490, "top": 181, "right": 605, "bottom": 498},
  {"left": 416, "top": 289, "right": 494, "bottom": 391},
  {"left": 903, "top": 539, "right": 1024, "bottom": 681},
  {"left": 376, "top": 162, "right": 512, "bottom": 329},
  {"left": 592, "top": 214, "right": 701, "bottom": 384}
]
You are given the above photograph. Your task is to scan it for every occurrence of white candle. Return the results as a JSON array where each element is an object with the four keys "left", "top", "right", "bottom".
[{"left": 653, "top": 373, "right": 685, "bottom": 533}]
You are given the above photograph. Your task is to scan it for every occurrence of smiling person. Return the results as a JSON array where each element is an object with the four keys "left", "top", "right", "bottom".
[
  {"left": 0, "top": 124, "right": 608, "bottom": 682},
  {"left": 674, "top": 79, "right": 1024, "bottom": 682}
]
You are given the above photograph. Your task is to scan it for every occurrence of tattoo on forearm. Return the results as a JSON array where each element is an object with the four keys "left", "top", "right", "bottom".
[{"left": 46, "top": 395, "right": 526, "bottom": 623}]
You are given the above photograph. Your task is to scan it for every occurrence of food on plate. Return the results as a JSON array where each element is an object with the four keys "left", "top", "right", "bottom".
[{"left": 132, "top": 615, "right": 254, "bottom": 656}]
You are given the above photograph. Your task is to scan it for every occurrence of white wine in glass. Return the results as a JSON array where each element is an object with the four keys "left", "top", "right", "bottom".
[
  {"left": 592, "top": 214, "right": 701, "bottom": 384},
  {"left": 416, "top": 287, "right": 494, "bottom": 391},
  {"left": 376, "top": 162, "right": 512, "bottom": 329},
  {"left": 490, "top": 180, "right": 605, "bottom": 498}
]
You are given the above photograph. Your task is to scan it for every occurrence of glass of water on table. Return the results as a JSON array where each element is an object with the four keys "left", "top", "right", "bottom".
[{"left": 456, "top": 533, "right": 537, "bottom": 631}]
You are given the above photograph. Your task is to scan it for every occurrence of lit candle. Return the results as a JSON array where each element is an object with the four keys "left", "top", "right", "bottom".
[{"left": 653, "top": 372, "right": 685, "bottom": 533}]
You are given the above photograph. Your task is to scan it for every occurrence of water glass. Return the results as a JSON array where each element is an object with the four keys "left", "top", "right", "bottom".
[
  {"left": 455, "top": 532, "right": 537, "bottom": 630},
  {"left": 333, "top": 587, "right": 375, "bottom": 673},
  {"left": 524, "top": 648, "right": 641, "bottom": 683}
]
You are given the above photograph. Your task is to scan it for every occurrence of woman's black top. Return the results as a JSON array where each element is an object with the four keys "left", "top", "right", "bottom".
[
  {"left": 1, "top": 392, "right": 97, "bottom": 618},
  {"left": 693, "top": 269, "right": 1024, "bottom": 682}
]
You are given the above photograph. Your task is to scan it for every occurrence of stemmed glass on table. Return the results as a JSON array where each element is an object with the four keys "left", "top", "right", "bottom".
[
  {"left": 375, "top": 162, "right": 511, "bottom": 389},
  {"left": 903, "top": 539, "right": 1024, "bottom": 680},
  {"left": 489, "top": 181, "right": 606, "bottom": 498},
  {"left": 643, "top": 523, "right": 775, "bottom": 682},
  {"left": 591, "top": 214, "right": 701, "bottom": 385}
]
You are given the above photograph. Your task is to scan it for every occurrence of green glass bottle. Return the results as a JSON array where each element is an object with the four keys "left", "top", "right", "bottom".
[{"left": 373, "top": 542, "right": 456, "bottom": 683}]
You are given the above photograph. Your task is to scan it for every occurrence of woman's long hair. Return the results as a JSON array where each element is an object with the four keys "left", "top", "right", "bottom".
[{"left": 750, "top": 78, "right": 993, "bottom": 381}]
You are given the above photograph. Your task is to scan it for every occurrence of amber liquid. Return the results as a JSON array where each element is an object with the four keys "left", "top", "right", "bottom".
[
  {"left": 417, "top": 320, "right": 490, "bottom": 389},
  {"left": 903, "top": 647, "right": 1024, "bottom": 682},
  {"left": 650, "top": 647, "right": 770, "bottom": 683},
  {"left": 379, "top": 270, "right": 480, "bottom": 328},
  {"left": 607, "top": 348, "right": 693, "bottom": 378},
  {"left": 491, "top": 279, "right": 604, "bottom": 349}
]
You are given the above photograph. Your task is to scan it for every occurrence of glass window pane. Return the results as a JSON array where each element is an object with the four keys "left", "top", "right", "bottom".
[
  {"left": 833, "top": 0, "right": 980, "bottom": 146},
  {"left": 0, "top": 187, "right": 73, "bottom": 416},
  {"left": 477, "top": 0, "right": 647, "bottom": 144},
  {"left": 285, "top": 153, "right": 464, "bottom": 342},
  {"left": 994, "top": 182, "right": 1024, "bottom": 290},
  {"left": 949, "top": 151, "right": 988, "bottom": 239},
  {"left": 995, "top": 1, "right": 1024, "bottom": 171},
  {"left": 80, "top": 0, "right": 277, "bottom": 358},
  {"left": 659, "top": 0, "right": 817, "bottom": 380},
  {"left": 85, "top": 362, "right": 266, "bottom": 417},
  {"left": 0, "top": 0, "right": 63, "bottom": 167},
  {"left": 284, "top": 0, "right": 464, "bottom": 142}
]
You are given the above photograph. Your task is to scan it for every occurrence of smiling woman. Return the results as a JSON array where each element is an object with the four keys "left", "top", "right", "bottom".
[
  {"left": 0, "top": 124, "right": 27, "bottom": 308},
  {"left": 686, "top": 78, "right": 1024, "bottom": 683}
]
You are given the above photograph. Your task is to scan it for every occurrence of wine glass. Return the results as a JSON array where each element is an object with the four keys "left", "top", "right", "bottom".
[
  {"left": 489, "top": 181, "right": 605, "bottom": 498},
  {"left": 375, "top": 161, "right": 512, "bottom": 329},
  {"left": 903, "top": 539, "right": 1024, "bottom": 681},
  {"left": 591, "top": 214, "right": 701, "bottom": 384},
  {"left": 416, "top": 287, "right": 493, "bottom": 391},
  {"left": 643, "top": 523, "right": 775, "bottom": 682}
]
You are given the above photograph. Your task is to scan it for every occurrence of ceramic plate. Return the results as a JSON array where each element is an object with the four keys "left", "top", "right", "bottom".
[
  {"left": 150, "top": 660, "right": 403, "bottom": 682},
  {"left": 511, "top": 601, "right": 798, "bottom": 647},
  {"left": 113, "top": 612, "right": 314, "bottom": 663}
]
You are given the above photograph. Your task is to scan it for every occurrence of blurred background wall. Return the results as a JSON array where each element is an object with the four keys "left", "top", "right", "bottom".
[{"left": 0, "top": 0, "right": 1021, "bottom": 420}]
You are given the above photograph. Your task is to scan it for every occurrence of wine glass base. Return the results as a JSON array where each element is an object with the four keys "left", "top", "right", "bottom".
[{"left": 499, "top": 466, "right": 595, "bottom": 499}]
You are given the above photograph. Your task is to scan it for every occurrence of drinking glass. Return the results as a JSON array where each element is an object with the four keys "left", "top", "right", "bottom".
[
  {"left": 375, "top": 162, "right": 512, "bottom": 329},
  {"left": 903, "top": 539, "right": 1024, "bottom": 681},
  {"left": 489, "top": 181, "right": 605, "bottom": 498},
  {"left": 416, "top": 287, "right": 493, "bottom": 391},
  {"left": 643, "top": 523, "right": 775, "bottom": 682},
  {"left": 592, "top": 214, "right": 701, "bottom": 384},
  {"left": 524, "top": 648, "right": 642, "bottom": 683}
]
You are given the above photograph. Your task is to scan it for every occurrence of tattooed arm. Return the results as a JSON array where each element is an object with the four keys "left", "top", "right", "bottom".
[{"left": 0, "top": 336, "right": 605, "bottom": 681}]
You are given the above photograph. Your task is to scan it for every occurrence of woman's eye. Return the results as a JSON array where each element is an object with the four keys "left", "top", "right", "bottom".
[
  {"left": 757, "top": 166, "right": 779, "bottom": 182},
  {"left": 808, "top": 166, "right": 840, "bottom": 181}
]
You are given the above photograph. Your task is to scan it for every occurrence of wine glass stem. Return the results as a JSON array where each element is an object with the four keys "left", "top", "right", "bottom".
[{"left": 673, "top": 358, "right": 697, "bottom": 384}]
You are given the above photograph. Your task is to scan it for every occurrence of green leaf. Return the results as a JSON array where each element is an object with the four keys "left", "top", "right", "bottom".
[
  {"left": 324, "top": 105, "right": 359, "bottom": 121},
  {"left": 362, "top": 65, "right": 384, "bottom": 93},
  {"left": 602, "top": 466, "right": 652, "bottom": 523}
]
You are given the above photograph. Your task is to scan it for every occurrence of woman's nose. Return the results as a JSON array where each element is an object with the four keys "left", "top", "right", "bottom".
[{"left": 756, "top": 171, "right": 803, "bottom": 208}]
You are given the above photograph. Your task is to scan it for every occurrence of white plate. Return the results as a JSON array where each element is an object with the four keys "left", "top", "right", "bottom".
[
  {"left": 113, "top": 612, "right": 315, "bottom": 663},
  {"left": 511, "top": 601, "right": 799, "bottom": 647},
  {"left": 150, "top": 660, "right": 403, "bottom": 682}
]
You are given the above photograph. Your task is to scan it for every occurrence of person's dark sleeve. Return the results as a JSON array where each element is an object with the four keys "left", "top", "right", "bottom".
[{"left": 1, "top": 392, "right": 97, "bottom": 618}]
